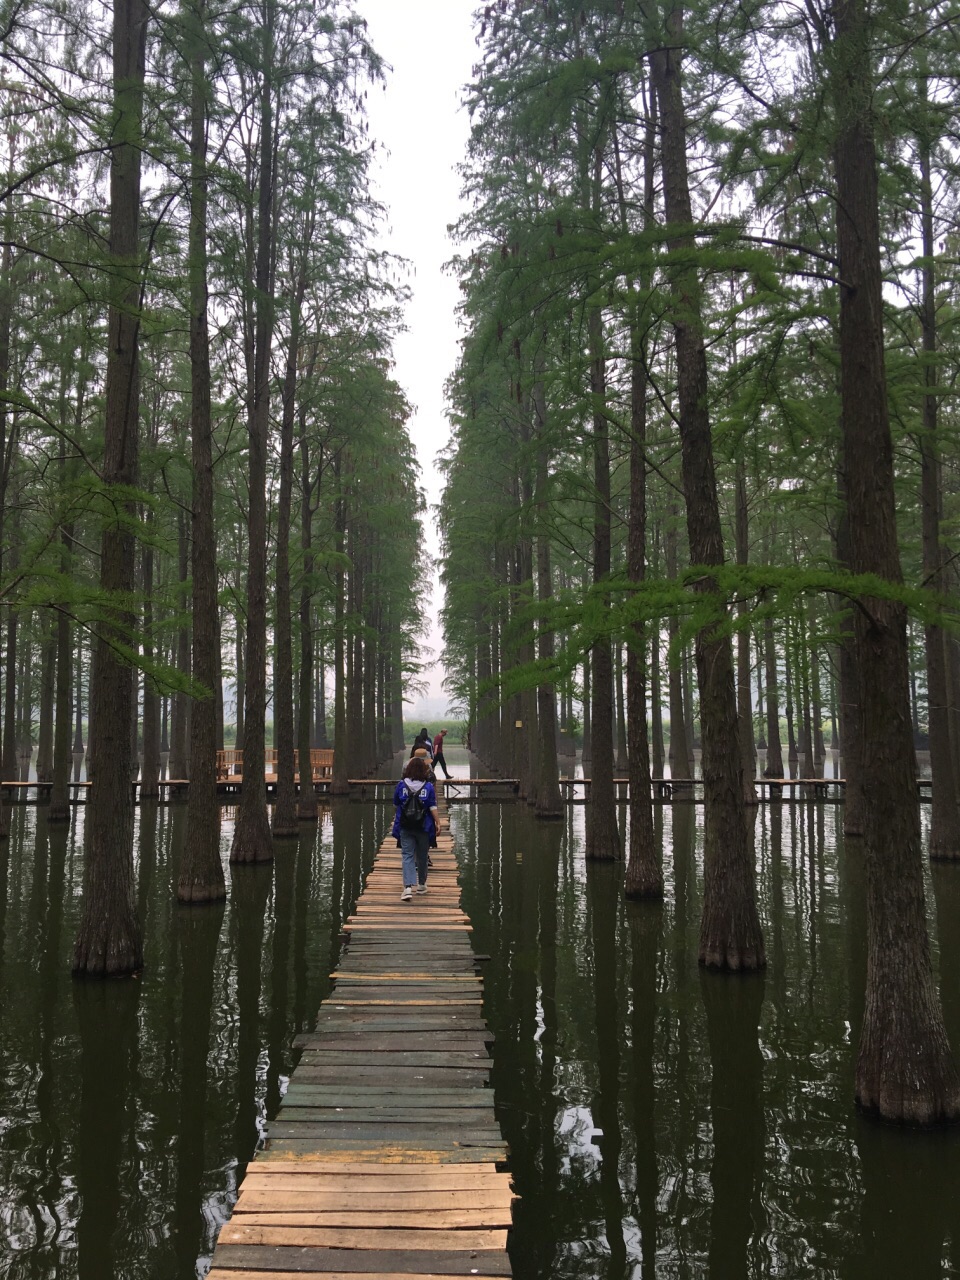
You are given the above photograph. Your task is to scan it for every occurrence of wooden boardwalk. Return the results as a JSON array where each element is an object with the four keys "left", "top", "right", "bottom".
[{"left": 208, "top": 789, "right": 514, "bottom": 1279}]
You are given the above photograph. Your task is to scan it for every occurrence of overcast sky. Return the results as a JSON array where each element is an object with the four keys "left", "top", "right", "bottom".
[{"left": 356, "top": 1, "right": 477, "bottom": 717}]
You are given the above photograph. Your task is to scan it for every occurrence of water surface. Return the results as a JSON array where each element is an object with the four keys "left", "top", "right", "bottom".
[{"left": 3, "top": 779, "right": 960, "bottom": 1278}]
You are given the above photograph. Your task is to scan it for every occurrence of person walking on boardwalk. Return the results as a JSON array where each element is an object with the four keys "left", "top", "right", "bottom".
[
  {"left": 432, "top": 728, "right": 452, "bottom": 779},
  {"left": 393, "top": 756, "right": 439, "bottom": 902},
  {"left": 410, "top": 727, "right": 433, "bottom": 760}
]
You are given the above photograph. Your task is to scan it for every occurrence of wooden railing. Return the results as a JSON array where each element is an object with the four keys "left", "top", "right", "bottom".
[{"left": 216, "top": 748, "right": 334, "bottom": 781}]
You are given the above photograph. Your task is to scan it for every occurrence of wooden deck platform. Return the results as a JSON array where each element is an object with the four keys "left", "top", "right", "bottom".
[{"left": 207, "top": 792, "right": 514, "bottom": 1279}]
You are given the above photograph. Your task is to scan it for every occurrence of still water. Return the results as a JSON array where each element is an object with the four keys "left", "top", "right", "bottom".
[{"left": 3, "top": 780, "right": 960, "bottom": 1278}]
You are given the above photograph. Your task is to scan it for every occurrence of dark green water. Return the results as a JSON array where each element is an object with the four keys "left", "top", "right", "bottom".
[
  {"left": 3, "top": 787, "right": 960, "bottom": 1277},
  {"left": 454, "top": 799, "right": 960, "bottom": 1280}
]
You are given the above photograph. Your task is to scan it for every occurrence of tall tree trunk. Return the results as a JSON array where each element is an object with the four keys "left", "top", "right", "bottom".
[
  {"left": 650, "top": 630, "right": 665, "bottom": 777},
  {"left": 532, "top": 379, "right": 562, "bottom": 818},
  {"left": 735, "top": 459, "right": 757, "bottom": 804},
  {"left": 271, "top": 249, "right": 308, "bottom": 837},
  {"left": 833, "top": 0, "right": 958, "bottom": 1120},
  {"left": 652, "top": 10, "right": 763, "bottom": 967},
  {"left": 36, "top": 620, "right": 55, "bottom": 783},
  {"left": 763, "top": 614, "right": 783, "bottom": 777},
  {"left": 180, "top": 2, "right": 226, "bottom": 901},
  {"left": 664, "top": 510, "right": 691, "bottom": 779},
  {"left": 917, "top": 99, "right": 960, "bottom": 858},
  {"left": 49, "top": 517, "right": 75, "bottom": 822},
  {"left": 170, "top": 507, "right": 191, "bottom": 779},
  {"left": 585, "top": 292, "right": 620, "bottom": 858},
  {"left": 581, "top": 653, "right": 591, "bottom": 766},
  {"left": 297, "top": 431, "right": 318, "bottom": 821},
  {"left": 624, "top": 306, "right": 660, "bottom": 896},
  {"left": 0, "top": 244, "right": 14, "bottom": 839},
  {"left": 331, "top": 461, "right": 349, "bottom": 796},
  {"left": 72, "top": 0, "right": 148, "bottom": 973},
  {"left": 230, "top": 0, "right": 275, "bottom": 862},
  {"left": 140, "top": 535, "right": 161, "bottom": 800}
]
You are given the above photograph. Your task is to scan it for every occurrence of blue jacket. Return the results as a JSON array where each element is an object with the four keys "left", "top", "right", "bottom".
[{"left": 392, "top": 779, "right": 437, "bottom": 840}]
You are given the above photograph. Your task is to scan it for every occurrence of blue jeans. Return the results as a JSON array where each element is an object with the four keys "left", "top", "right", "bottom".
[{"left": 399, "top": 827, "right": 431, "bottom": 887}]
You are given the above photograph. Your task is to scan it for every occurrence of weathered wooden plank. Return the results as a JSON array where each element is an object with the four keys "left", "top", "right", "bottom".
[
  {"left": 260, "top": 1142, "right": 507, "bottom": 1163},
  {"left": 294, "top": 1069, "right": 491, "bottom": 1088},
  {"left": 329, "top": 973, "right": 483, "bottom": 982},
  {"left": 305, "top": 1019, "right": 490, "bottom": 1034},
  {"left": 281, "top": 1089, "right": 494, "bottom": 1107},
  {"left": 217, "top": 1224, "right": 507, "bottom": 1250},
  {"left": 276, "top": 1108, "right": 496, "bottom": 1126},
  {"left": 235, "top": 1190, "right": 515, "bottom": 1212},
  {"left": 241, "top": 1162, "right": 505, "bottom": 1179},
  {"left": 230, "top": 1208, "right": 512, "bottom": 1229},
  {"left": 290, "top": 1040, "right": 491, "bottom": 1055},
  {"left": 209, "top": 1247, "right": 511, "bottom": 1274},
  {"left": 265, "top": 1122, "right": 503, "bottom": 1143},
  {"left": 343, "top": 926, "right": 476, "bottom": 936},
  {"left": 207, "top": 1271, "right": 506, "bottom": 1280},
  {"left": 296, "top": 1051, "right": 490, "bottom": 1066}
]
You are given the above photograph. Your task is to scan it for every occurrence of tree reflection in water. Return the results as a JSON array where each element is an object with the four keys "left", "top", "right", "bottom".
[{"left": 3, "top": 798, "right": 960, "bottom": 1277}]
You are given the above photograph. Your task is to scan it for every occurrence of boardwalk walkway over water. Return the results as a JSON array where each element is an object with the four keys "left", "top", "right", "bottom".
[{"left": 208, "top": 789, "right": 515, "bottom": 1279}]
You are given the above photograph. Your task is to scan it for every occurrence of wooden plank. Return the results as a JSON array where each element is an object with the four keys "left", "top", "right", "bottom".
[
  {"left": 290, "top": 1039, "right": 491, "bottom": 1054},
  {"left": 295, "top": 1055, "right": 490, "bottom": 1069},
  {"left": 281, "top": 1089, "right": 494, "bottom": 1108},
  {"left": 294, "top": 1069, "right": 491, "bottom": 1087},
  {"left": 241, "top": 1162, "right": 505, "bottom": 1179},
  {"left": 210, "top": 1248, "right": 511, "bottom": 1274},
  {"left": 264, "top": 1123, "right": 503, "bottom": 1143},
  {"left": 217, "top": 1224, "right": 507, "bottom": 1250},
  {"left": 208, "top": 1271, "right": 506, "bottom": 1280},
  {"left": 260, "top": 1142, "right": 507, "bottom": 1163},
  {"left": 235, "top": 1191, "right": 514, "bottom": 1212},
  {"left": 330, "top": 971, "right": 482, "bottom": 979},
  {"left": 230, "top": 1209, "right": 511, "bottom": 1229},
  {"left": 303, "top": 1025, "right": 489, "bottom": 1038},
  {"left": 276, "top": 1109, "right": 496, "bottom": 1125}
]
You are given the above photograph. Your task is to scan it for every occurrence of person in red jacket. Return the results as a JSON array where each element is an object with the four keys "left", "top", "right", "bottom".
[{"left": 432, "top": 728, "right": 451, "bottom": 779}]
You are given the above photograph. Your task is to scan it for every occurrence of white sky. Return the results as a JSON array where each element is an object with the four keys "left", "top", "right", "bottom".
[{"left": 356, "top": 0, "right": 477, "bottom": 715}]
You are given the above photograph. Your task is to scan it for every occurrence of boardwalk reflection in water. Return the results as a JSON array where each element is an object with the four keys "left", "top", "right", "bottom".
[{"left": 4, "top": 794, "right": 960, "bottom": 1276}]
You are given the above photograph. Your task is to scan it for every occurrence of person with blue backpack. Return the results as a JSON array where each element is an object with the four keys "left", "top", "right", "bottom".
[{"left": 392, "top": 755, "right": 440, "bottom": 902}]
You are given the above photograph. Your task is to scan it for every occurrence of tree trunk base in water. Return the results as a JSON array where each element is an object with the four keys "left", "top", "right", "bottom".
[
  {"left": 47, "top": 805, "right": 70, "bottom": 823},
  {"left": 271, "top": 822, "right": 299, "bottom": 839},
  {"left": 625, "top": 879, "right": 664, "bottom": 901},
  {"left": 73, "top": 918, "right": 143, "bottom": 977},
  {"left": 297, "top": 805, "right": 319, "bottom": 822},
  {"left": 856, "top": 1001, "right": 960, "bottom": 1124},
  {"left": 230, "top": 808, "right": 273, "bottom": 864},
  {"left": 177, "top": 879, "right": 227, "bottom": 904},
  {"left": 699, "top": 931, "right": 766, "bottom": 971}
]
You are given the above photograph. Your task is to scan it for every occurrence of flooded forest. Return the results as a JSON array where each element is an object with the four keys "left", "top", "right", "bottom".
[{"left": 2, "top": 0, "right": 960, "bottom": 1275}]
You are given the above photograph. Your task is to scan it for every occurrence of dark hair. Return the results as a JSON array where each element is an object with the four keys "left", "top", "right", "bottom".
[{"left": 403, "top": 757, "right": 431, "bottom": 781}]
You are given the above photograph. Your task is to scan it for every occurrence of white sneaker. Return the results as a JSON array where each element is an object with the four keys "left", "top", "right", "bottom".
[
  {"left": 416, "top": 884, "right": 427, "bottom": 894},
  {"left": 400, "top": 885, "right": 413, "bottom": 901}
]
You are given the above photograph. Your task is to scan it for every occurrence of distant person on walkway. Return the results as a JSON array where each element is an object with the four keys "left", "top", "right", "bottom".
[
  {"left": 410, "top": 728, "right": 433, "bottom": 760},
  {"left": 392, "top": 756, "right": 439, "bottom": 902},
  {"left": 432, "top": 728, "right": 452, "bottom": 779}
]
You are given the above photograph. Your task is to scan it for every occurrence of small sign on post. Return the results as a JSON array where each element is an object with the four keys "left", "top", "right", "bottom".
[{"left": 515, "top": 720, "right": 523, "bottom": 729}]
